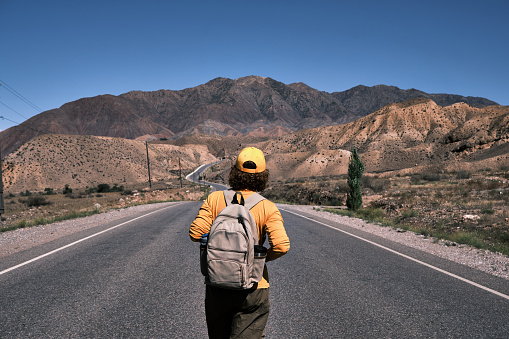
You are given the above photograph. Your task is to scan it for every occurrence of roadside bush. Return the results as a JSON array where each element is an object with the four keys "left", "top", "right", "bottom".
[
  {"left": 44, "top": 188, "right": 56, "bottom": 195},
  {"left": 111, "top": 184, "right": 124, "bottom": 192},
  {"left": 97, "top": 184, "right": 111, "bottom": 193},
  {"left": 456, "top": 170, "right": 472, "bottom": 179},
  {"left": 411, "top": 173, "right": 441, "bottom": 184},
  {"left": 422, "top": 173, "right": 441, "bottom": 182},
  {"left": 480, "top": 204, "right": 495, "bottom": 215},
  {"left": 401, "top": 209, "right": 419, "bottom": 218},
  {"left": 20, "top": 196, "right": 52, "bottom": 207},
  {"left": 466, "top": 179, "right": 503, "bottom": 191},
  {"left": 362, "top": 176, "right": 391, "bottom": 193},
  {"left": 19, "top": 190, "right": 32, "bottom": 196},
  {"left": 88, "top": 183, "right": 125, "bottom": 194},
  {"left": 356, "top": 207, "right": 386, "bottom": 223},
  {"left": 410, "top": 175, "right": 420, "bottom": 184},
  {"left": 335, "top": 180, "right": 349, "bottom": 192}
]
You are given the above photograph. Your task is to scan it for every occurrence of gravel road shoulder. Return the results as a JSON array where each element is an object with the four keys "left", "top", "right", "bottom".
[
  {"left": 0, "top": 202, "right": 181, "bottom": 259},
  {"left": 279, "top": 204, "right": 509, "bottom": 281}
]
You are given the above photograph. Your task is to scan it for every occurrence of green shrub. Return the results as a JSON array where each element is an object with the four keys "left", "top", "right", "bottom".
[
  {"left": 410, "top": 175, "right": 421, "bottom": 184},
  {"left": 16, "top": 219, "right": 28, "bottom": 228},
  {"left": 356, "top": 207, "right": 386, "bottom": 223},
  {"left": 422, "top": 173, "right": 441, "bottom": 182},
  {"left": 456, "top": 170, "right": 471, "bottom": 179},
  {"left": 44, "top": 188, "right": 56, "bottom": 195},
  {"left": 88, "top": 183, "right": 125, "bottom": 194},
  {"left": 63, "top": 184, "right": 73, "bottom": 195},
  {"left": 22, "top": 196, "right": 52, "bottom": 207},
  {"left": 451, "top": 231, "right": 485, "bottom": 249},
  {"left": 97, "top": 184, "right": 111, "bottom": 193},
  {"left": 401, "top": 209, "right": 419, "bottom": 218},
  {"left": 480, "top": 204, "right": 495, "bottom": 215}
]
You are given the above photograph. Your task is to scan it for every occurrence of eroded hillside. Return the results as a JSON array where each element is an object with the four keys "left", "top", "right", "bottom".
[
  {"left": 2, "top": 134, "right": 217, "bottom": 192},
  {"left": 262, "top": 100, "right": 509, "bottom": 174}
]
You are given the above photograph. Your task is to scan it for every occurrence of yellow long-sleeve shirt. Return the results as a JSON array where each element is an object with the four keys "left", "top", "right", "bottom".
[{"left": 190, "top": 190, "right": 290, "bottom": 289}]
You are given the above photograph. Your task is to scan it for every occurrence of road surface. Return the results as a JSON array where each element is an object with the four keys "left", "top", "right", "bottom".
[{"left": 1, "top": 201, "right": 508, "bottom": 337}]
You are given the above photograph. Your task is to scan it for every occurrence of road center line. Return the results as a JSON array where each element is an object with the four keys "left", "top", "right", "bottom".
[
  {"left": 281, "top": 208, "right": 509, "bottom": 301},
  {"left": 0, "top": 203, "right": 182, "bottom": 277}
]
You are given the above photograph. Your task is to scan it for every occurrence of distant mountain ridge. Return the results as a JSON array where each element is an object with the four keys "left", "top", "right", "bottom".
[
  {"left": 0, "top": 76, "right": 499, "bottom": 156},
  {"left": 331, "top": 84, "right": 497, "bottom": 116}
]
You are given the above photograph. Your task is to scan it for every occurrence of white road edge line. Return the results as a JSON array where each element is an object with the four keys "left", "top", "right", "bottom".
[
  {"left": 0, "top": 203, "right": 182, "bottom": 277},
  {"left": 281, "top": 208, "right": 509, "bottom": 301}
]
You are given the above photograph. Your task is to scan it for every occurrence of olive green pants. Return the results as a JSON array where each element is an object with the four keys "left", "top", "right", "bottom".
[{"left": 205, "top": 285, "right": 270, "bottom": 339}]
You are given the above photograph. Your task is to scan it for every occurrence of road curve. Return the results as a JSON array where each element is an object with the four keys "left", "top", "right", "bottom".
[{"left": 186, "top": 160, "right": 229, "bottom": 191}]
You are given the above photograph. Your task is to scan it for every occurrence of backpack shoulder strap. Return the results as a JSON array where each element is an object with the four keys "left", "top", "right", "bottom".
[
  {"left": 223, "top": 190, "right": 237, "bottom": 207},
  {"left": 222, "top": 190, "right": 265, "bottom": 210},
  {"left": 244, "top": 192, "right": 266, "bottom": 211}
]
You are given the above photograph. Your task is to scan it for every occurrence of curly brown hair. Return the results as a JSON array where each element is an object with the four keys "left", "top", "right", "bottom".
[{"left": 228, "top": 165, "right": 269, "bottom": 192}]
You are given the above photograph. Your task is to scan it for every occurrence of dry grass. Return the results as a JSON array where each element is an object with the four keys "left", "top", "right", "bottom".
[
  {"left": 262, "top": 169, "right": 509, "bottom": 256},
  {"left": 1, "top": 179, "right": 211, "bottom": 233}
]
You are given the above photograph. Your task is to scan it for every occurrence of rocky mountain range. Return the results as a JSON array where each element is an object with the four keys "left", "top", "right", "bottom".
[
  {"left": 3, "top": 96, "right": 507, "bottom": 192},
  {"left": 0, "top": 76, "right": 498, "bottom": 156}
]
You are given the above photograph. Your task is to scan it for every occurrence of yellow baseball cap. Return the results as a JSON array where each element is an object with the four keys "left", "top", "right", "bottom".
[{"left": 235, "top": 147, "right": 266, "bottom": 173}]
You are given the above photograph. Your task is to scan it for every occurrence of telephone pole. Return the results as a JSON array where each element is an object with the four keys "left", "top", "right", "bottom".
[
  {"left": 145, "top": 141, "right": 152, "bottom": 190},
  {"left": 179, "top": 157, "right": 183, "bottom": 188},
  {"left": 0, "top": 149, "right": 5, "bottom": 227}
]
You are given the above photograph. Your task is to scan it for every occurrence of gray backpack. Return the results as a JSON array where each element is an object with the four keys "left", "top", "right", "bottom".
[{"left": 201, "top": 190, "right": 267, "bottom": 290}]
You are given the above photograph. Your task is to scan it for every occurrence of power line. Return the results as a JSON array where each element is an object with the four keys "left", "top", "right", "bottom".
[
  {"left": 0, "top": 115, "right": 45, "bottom": 140},
  {"left": 0, "top": 116, "right": 22, "bottom": 125},
  {"left": 0, "top": 80, "right": 43, "bottom": 112},
  {"left": 0, "top": 101, "right": 29, "bottom": 120}
]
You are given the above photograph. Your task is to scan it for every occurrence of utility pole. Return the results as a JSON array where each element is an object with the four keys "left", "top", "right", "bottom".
[
  {"left": 145, "top": 141, "right": 152, "bottom": 190},
  {"left": 179, "top": 157, "right": 182, "bottom": 188},
  {"left": 0, "top": 149, "right": 4, "bottom": 227}
]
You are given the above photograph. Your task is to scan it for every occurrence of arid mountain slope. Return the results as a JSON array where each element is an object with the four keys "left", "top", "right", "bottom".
[
  {"left": 0, "top": 76, "right": 497, "bottom": 156},
  {"left": 2, "top": 134, "right": 216, "bottom": 192},
  {"left": 261, "top": 99, "right": 509, "bottom": 174}
]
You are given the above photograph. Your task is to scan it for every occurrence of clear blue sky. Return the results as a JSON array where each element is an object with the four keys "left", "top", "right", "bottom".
[{"left": 1, "top": 0, "right": 508, "bottom": 131}]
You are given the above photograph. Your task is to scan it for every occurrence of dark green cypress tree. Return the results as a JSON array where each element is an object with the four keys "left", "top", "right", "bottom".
[{"left": 346, "top": 148, "right": 364, "bottom": 211}]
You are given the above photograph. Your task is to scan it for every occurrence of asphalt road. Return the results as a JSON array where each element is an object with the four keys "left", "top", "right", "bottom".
[
  {"left": 1, "top": 202, "right": 508, "bottom": 338},
  {"left": 185, "top": 160, "right": 229, "bottom": 191}
]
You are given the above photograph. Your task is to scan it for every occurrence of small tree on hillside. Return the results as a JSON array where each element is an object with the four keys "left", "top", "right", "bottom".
[
  {"left": 63, "top": 184, "right": 73, "bottom": 195},
  {"left": 346, "top": 148, "right": 364, "bottom": 211}
]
